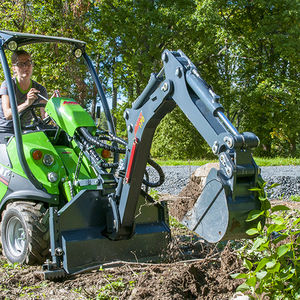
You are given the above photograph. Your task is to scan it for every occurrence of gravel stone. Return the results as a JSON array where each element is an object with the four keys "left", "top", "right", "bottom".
[{"left": 147, "top": 165, "right": 300, "bottom": 199}]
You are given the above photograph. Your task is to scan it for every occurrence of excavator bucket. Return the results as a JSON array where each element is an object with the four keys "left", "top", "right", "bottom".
[{"left": 181, "top": 167, "right": 262, "bottom": 243}]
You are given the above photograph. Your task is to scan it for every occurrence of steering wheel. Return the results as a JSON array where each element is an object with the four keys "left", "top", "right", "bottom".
[{"left": 19, "top": 103, "right": 52, "bottom": 131}]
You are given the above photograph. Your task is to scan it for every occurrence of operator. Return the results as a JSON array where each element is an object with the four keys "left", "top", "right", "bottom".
[{"left": 0, "top": 49, "right": 48, "bottom": 143}]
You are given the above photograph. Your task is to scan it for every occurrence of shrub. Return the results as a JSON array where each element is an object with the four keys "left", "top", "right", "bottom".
[{"left": 232, "top": 182, "right": 300, "bottom": 299}]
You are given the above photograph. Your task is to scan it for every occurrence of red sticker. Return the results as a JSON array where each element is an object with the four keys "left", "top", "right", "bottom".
[
  {"left": 134, "top": 112, "right": 145, "bottom": 136},
  {"left": 63, "top": 101, "right": 79, "bottom": 105},
  {"left": 0, "top": 175, "right": 8, "bottom": 186}
]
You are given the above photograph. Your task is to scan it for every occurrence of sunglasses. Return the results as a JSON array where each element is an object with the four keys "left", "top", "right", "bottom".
[{"left": 14, "top": 60, "right": 34, "bottom": 68}]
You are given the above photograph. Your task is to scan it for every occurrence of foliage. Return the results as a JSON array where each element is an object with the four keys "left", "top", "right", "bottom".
[
  {"left": 290, "top": 195, "right": 300, "bottom": 203},
  {"left": 0, "top": 1, "right": 299, "bottom": 158},
  {"left": 151, "top": 107, "right": 215, "bottom": 159},
  {"left": 232, "top": 182, "right": 300, "bottom": 299},
  {"left": 192, "top": 0, "right": 300, "bottom": 157},
  {"left": 254, "top": 157, "right": 300, "bottom": 167},
  {"left": 169, "top": 216, "right": 186, "bottom": 229},
  {"left": 154, "top": 158, "right": 217, "bottom": 166},
  {"left": 153, "top": 157, "right": 300, "bottom": 167}
]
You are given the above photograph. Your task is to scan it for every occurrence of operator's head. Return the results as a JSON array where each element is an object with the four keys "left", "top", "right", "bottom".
[{"left": 11, "top": 50, "right": 34, "bottom": 79}]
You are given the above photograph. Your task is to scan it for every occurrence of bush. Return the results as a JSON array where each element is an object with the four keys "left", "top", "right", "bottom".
[{"left": 232, "top": 182, "right": 300, "bottom": 299}]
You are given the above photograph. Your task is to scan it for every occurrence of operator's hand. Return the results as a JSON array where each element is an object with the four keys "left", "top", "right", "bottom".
[{"left": 25, "top": 88, "right": 40, "bottom": 106}]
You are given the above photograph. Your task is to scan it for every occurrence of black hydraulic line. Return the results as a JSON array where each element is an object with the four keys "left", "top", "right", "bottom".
[
  {"left": 79, "top": 127, "right": 126, "bottom": 154},
  {"left": 101, "top": 162, "right": 119, "bottom": 169},
  {"left": 97, "top": 133, "right": 127, "bottom": 147},
  {"left": 88, "top": 147, "right": 119, "bottom": 169},
  {"left": 142, "top": 158, "right": 165, "bottom": 188},
  {"left": 109, "top": 135, "right": 127, "bottom": 146},
  {"left": 142, "top": 169, "right": 150, "bottom": 194},
  {"left": 96, "top": 136, "right": 111, "bottom": 141},
  {"left": 81, "top": 127, "right": 163, "bottom": 186},
  {"left": 83, "top": 52, "right": 119, "bottom": 166}
]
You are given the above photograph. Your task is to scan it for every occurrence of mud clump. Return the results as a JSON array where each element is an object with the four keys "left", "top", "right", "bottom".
[{"left": 168, "top": 163, "right": 219, "bottom": 221}]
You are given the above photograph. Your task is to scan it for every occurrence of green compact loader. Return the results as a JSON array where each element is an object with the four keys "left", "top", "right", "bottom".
[{"left": 0, "top": 31, "right": 262, "bottom": 279}]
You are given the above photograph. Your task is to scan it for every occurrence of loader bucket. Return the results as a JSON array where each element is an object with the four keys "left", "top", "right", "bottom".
[
  {"left": 45, "top": 190, "right": 170, "bottom": 279},
  {"left": 181, "top": 168, "right": 261, "bottom": 243}
]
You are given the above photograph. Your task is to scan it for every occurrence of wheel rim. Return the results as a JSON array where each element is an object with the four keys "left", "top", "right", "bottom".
[{"left": 6, "top": 216, "right": 26, "bottom": 257}]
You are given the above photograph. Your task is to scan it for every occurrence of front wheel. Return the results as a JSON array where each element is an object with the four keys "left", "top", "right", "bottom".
[{"left": 0, "top": 201, "right": 49, "bottom": 265}]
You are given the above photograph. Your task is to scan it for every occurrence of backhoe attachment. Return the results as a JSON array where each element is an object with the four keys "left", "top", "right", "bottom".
[{"left": 117, "top": 50, "right": 261, "bottom": 243}]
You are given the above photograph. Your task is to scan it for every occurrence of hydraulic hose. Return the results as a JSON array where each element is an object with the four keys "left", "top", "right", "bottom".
[
  {"left": 142, "top": 169, "right": 150, "bottom": 194},
  {"left": 79, "top": 127, "right": 126, "bottom": 154},
  {"left": 80, "top": 127, "right": 164, "bottom": 186},
  {"left": 142, "top": 158, "right": 165, "bottom": 188},
  {"left": 97, "top": 133, "right": 127, "bottom": 147}
]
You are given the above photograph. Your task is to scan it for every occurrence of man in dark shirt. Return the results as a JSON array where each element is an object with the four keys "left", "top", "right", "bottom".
[{"left": 0, "top": 50, "right": 48, "bottom": 143}]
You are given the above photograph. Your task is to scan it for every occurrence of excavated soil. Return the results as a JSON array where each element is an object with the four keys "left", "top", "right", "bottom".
[
  {"left": 168, "top": 174, "right": 204, "bottom": 221},
  {"left": 0, "top": 165, "right": 299, "bottom": 299},
  {"left": 0, "top": 237, "right": 243, "bottom": 299}
]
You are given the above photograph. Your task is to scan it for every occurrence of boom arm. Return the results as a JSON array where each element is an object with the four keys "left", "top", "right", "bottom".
[{"left": 110, "top": 50, "right": 261, "bottom": 242}]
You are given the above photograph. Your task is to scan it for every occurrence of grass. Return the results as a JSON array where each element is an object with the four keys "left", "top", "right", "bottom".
[
  {"left": 154, "top": 159, "right": 217, "bottom": 166},
  {"left": 154, "top": 157, "right": 300, "bottom": 167},
  {"left": 254, "top": 156, "right": 300, "bottom": 166},
  {"left": 290, "top": 195, "right": 300, "bottom": 202}
]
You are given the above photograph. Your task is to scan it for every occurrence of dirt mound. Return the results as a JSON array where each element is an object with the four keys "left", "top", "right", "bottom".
[
  {"left": 168, "top": 163, "right": 219, "bottom": 220},
  {"left": 122, "top": 246, "right": 242, "bottom": 300},
  {"left": 0, "top": 241, "right": 243, "bottom": 299}
]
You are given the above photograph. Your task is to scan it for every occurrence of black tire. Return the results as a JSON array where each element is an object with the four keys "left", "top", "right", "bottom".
[{"left": 0, "top": 201, "right": 49, "bottom": 265}]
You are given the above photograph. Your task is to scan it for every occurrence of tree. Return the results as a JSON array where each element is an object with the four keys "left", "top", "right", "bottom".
[
  {"left": 0, "top": 1, "right": 298, "bottom": 158},
  {"left": 190, "top": 0, "right": 300, "bottom": 157}
]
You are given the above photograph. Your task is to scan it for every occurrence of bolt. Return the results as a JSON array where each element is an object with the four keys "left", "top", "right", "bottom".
[
  {"left": 224, "top": 136, "right": 234, "bottom": 148},
  {"left": 175, "top": 67, "right": 182, "bottom": 78},
  {"left": 219, "top": 154, "right": 226, "bottom": 166},
  {"left": 55, "top": 247, "right": 64, "bottom": 256},
  {"left": 161, "top": 82, "right": 168, "bottom": 92},
  {"left": 123, "top": 110, "right": 129, "bottom": 120},
  {"left": 225, "top": 166, "right": 232, "bottom": 177},
  {"left": 127, "top": 124, "right": 133, "bottom": 133},
  {"left": 162, "top": 52, "right": 168, "bottom": 63},
  {"left": 212, "top": 141, "right": 219, "bottom": 154}
]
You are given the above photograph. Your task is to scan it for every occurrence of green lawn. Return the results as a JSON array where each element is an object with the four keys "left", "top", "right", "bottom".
[{"left": 155, "top": 157, "right": 300, "bottom": 167}]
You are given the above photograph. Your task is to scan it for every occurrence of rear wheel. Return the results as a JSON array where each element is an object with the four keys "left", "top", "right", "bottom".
[{"left": 0, "top": 201, "right": 49, "bottom": 265}]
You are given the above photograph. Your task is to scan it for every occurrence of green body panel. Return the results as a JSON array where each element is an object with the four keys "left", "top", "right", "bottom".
[
  {"left": 0, "top": 179, "right": 8, "bottom": 200},
  {"left": 55, "top": 146, "right": 97, "bottom": 199},
  {"left": 6, "top": 132, "right": 66, "bottom": 195},
  {"left": 45, "top": 97, "right": 96, "bottom": 137},
  {"left": 55, "top": 146, "right": 91, "bottom": 180}
]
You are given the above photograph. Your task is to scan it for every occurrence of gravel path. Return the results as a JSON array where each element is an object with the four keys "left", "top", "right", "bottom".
[{"left": 148, "top": 165, "right": 300, "bottom": 199}]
